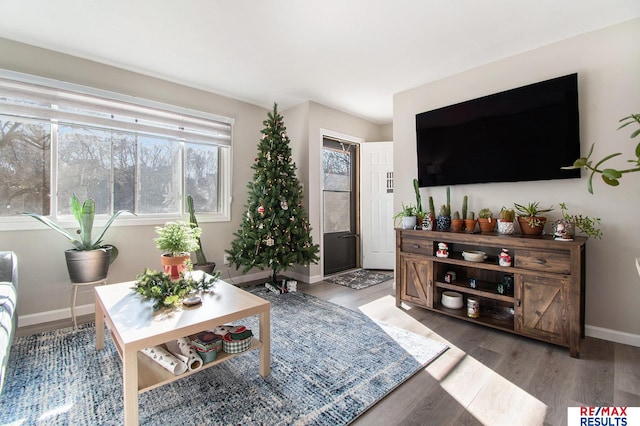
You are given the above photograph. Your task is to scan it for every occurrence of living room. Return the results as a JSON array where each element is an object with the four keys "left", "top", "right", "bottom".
[{"left": 1, "top": 2, "right": 639, "bottom": 425}]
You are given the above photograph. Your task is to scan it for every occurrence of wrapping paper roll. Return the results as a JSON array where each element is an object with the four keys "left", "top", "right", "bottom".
[
  {"left": 166, "top": 338, "right": 203, "bottom": 371},
  {"left": 140, "top": 345, "right": 187, "bottom": 375}
]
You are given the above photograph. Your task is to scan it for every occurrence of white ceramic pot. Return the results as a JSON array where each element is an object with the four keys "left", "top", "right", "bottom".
[
  {"left": 402, "top": 216, "right": 417, "bottom": 230},
  {"left": 497, "top": 220, "right": 515, "bottom": 235}
]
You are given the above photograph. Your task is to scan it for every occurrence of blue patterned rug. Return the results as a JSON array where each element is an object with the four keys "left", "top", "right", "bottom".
[
  {"left": 325, "top": 269, "right": 394, "bottom": 290},
  {"left": 1, "top": 288, "right": 446, "bottom": 425}
]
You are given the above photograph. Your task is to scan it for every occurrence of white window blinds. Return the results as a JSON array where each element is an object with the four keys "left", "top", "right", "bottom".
[{"left": 0, "top": 70, "right": 234, "bottom": 146}]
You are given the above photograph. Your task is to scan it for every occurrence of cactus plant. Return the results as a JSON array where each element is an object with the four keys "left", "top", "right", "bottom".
[
  {"left": 478, "top": 208, "right": 493, "bottom": 219},
  {"left": 428, "top": 196, "right": 436, "bottom": 218},
  {"left": 466, "top": 211, "right": 475, "bottom": 220},
  {"left": 462, "top": 195, "right": 468, "bottom": 221},
  {"left": 499, "top": 207, "right": 515, "bottom": 222},
  {"left": 413, "top": 178, "right": 423, "bottom": 214},
  {"left": 186, "top": 194, "right": 216, "bottom": 273},
  {"left": 453, "top": 211, "right": 460, "bottom": 220}
]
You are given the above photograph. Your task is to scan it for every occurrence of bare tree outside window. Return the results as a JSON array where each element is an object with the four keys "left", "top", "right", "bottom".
[{"left": 0, "top": 119, "right": 51, "bottom": 216}]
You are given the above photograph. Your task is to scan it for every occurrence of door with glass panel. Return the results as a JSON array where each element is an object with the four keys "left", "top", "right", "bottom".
[{"left": 322, "top": 138, "right": 358, "bottom": 276}]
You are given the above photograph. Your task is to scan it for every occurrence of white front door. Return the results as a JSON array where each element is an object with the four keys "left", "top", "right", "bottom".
[{"left": 360, "top": 141, "right": 394, "bottom": 270}]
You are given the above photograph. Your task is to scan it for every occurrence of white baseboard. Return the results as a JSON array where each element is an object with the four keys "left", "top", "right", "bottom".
[{"left": 585, "top": 325, "right": 640, "bottom": 348}]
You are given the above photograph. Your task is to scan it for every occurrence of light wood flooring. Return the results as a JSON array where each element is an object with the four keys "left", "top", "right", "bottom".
[{"left": 17, "top": 277, "right": 640, "bottom": 426}]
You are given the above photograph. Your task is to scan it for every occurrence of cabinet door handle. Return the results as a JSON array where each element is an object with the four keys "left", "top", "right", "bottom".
[
  {"left": 535, "top": 258, "right": 547, "bottom": 264},
  {"left": 516, "top": 299, "right": 521, "bottom": 307},
  {"left": 413, "top": 244, "right": 420, "bottom": 249}
]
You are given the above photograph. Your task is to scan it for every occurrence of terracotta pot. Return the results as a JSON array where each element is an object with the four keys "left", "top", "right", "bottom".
[
  {"left": 464, "top": 219, "right": 477, "bottom": 233},
  {"left": 161, "top": 253, "right": 190, "bottom": 279},
  {"left": 517, "top": 216, "right": 547, "bottom": 235},
  {"left": 478, "top": 218, "right": 496, "bottom": 233},
  {"left": 450, "top": 219, "right": 464, "bottom": 232}
]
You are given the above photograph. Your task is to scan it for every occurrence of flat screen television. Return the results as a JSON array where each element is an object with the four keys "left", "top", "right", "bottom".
[{"left": 415, "top": 73, "right": 581, "bottom": 187}]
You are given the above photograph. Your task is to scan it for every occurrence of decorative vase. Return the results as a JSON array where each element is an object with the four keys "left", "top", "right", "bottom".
[
  {"left": 401, "top": 216, "right": 417, "bottom": 230},
  {"left": 478, "top": 218, "right": 496, "bottom": 233},
  {"left": 517, "top": 216, "right": 546, "bottom": 236},
  {"left": 464, "top": 219, "right": 477, "bottom": 233},
  {"left": 436, "top": 215, "right": 451, "bottom": 231},
  {"left": 450, "top": 219, "right": 464, "bottom": 232},
  {"left": 161, "top": 253, "right": 190, "bottom": 279},
  {"left": 497, "top": 220, "right": 515, "bottom": 235},
  {"left": 422, "top": 214, "right": 435, "bottom": 230}
]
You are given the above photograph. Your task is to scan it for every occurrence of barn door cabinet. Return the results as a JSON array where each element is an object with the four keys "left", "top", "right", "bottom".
[{"left": 395, "top": 229, "right": 586, "bottom": 357}]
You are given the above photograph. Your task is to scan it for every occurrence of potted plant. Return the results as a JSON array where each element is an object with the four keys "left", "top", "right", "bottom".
[
  {"left": 423, "top": 196, "right": 436, "bottom": 230},
  {"left": 477, "top": 208, "right": 496, "bottom": 232},
  {"left": 464, "top": 211, "right": 477, "bottom": 233},
  {"left": 186, "top": 194, "right": 216, "bottom": 274},
  {"left": 497, "top": 207, "right": 516, "bottom": 235},
  {"left": 22, "top": 193, "right": 133, "bottom": 283},
  {"left": 563, "top": 113, "right": 640, "bottom": 194},
  {"left": 131, "top": 267, "right": 218, "bottom": 311},
  {"left": 393, "top": 203, "right": 417, "bottom": 229},
  {"left": 450, "top": 211, "right": 464, "bottom": 232},
  {"left": 553, "top": 202, "right": 603, "bottom": 240},
  {"left": 435, "top": 186, "right": 451, "bottom": 231},
  {"left": 514, "top": 202, "right": 554, "bottom": 235},
  {"left": 155, "top": 220, "right": 202, "bottom": 279}
]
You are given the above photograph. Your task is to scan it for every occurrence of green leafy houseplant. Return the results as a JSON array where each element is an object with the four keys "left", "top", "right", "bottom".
[
  {"left": 23, "top": 192, "right": 132, "bottom": 256},
  {"left": 131, "top": 267, "right": 219, "bottom": 311},
  {"left": 22, "top": 193, "right": 133, "bottom": 282},
  {"left": 556, "top": 202, "right": 603, "bottom": 239},
  {"left": 393, "top": 203, "right": 417, "bottom": 228},
  {"left": 563, "top": 114, "right": 640, "bottom": 193},
  {"left": 154, "top": 221, "right": 202, "bottom": 257}
]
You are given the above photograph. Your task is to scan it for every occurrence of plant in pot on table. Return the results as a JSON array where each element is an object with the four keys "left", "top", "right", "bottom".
[
  {"left": 477, "top": 208, "right": 496, "bottom": 232},
  {"left": 22, "top": 193, "right": 133, "bottom": 283},
  {"left": 514, "top": 202, "right": 553, "bottom": 236},
  {"left": 412, "top": 178, "right": 427, "bottom": 229},
  {"left": 451, "top": 211, "right": 464, "bottom": 232},
  {"left": 155, "top": 220, "right": 202, "bottom": 279}
]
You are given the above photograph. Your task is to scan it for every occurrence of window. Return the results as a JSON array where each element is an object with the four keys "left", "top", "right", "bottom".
[{"left": 0, "top": 70, "right": 233, "bottom": 226}]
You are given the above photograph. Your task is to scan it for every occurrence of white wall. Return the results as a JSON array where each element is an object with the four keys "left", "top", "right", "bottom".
[{"left": 393, "top": 19, "right": 640, "bottom": 345}]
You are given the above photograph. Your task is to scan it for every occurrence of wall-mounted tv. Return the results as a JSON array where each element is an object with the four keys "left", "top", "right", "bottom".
[{"left": 416, "top": 73, "right": 581, "bottom": 187}]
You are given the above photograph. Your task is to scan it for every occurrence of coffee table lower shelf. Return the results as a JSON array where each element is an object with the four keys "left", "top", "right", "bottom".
[{"left": 135, "top": 339, "right": 262, "bottom": 393}]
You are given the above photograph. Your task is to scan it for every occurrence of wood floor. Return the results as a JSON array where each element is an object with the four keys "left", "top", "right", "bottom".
[{"left": 17, "top": 277, "right": 640, "bottom": 426}]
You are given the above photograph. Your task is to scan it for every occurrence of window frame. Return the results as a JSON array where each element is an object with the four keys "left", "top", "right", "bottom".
[{"left": 0, "top": 70, "right": 233, "bottom": 231}]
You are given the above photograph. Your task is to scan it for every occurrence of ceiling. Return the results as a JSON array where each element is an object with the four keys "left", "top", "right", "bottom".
[{"left": 1, "top": 1, "right": 639, "bottom": 124}]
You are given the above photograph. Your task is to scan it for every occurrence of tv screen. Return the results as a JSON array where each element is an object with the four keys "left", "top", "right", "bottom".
[{"left": 416, "top": 73, "right": 581, "bottom": 187}]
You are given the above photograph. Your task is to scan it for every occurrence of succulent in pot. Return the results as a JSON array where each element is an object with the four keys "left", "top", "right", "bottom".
[
  {"left": 22, "top": 193, "right": 133, "bottom": 283},
  {"left": 514, "top": 202, "right": 554, "bottom": 235},
  {"left": 155, "top": 220, "right": 202, "bottom": 279},
  {"left": 464, "top": 211, "right": 477, "bottom": 233},
  {"left": 451, "top": 211, "right": 464, "bottom": 232},
  {"left": 435, "top": 186, "right": 451, "bottom": 231},
  {"left": 477, "top": 208, "right": 496, "bottom": 232},
  {"left": 497, "top": 207, "right": 516, "bottom": 235},
  {"left": 553, "top": 202, "right": 603, "bottom": 240}
]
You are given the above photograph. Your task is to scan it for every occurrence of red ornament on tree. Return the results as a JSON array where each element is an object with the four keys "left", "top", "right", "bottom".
[{"left": 258, "top": 205, "right": 265, "bottom": 215}]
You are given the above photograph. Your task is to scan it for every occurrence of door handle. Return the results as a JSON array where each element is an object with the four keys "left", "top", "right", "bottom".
[{"left": 339, "top": 234, "right": 359, "bottom": 239}]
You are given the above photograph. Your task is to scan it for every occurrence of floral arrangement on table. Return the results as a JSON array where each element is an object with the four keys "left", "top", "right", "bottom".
[{"left": 131, "top": 267, "right": 219, "bottom": 311}]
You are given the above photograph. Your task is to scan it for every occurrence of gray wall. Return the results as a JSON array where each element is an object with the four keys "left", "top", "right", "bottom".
[{"left": 393, "top": 18, "right": 640, "bottom": 345}]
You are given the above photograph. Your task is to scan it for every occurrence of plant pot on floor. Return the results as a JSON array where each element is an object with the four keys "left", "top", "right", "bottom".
[
  {"left": 65, "top": 247, "right": 112, "bottom": 283},
  {"left": 161, "top": 253, "right": 190, "bottom": 279},
  {"left": 517, "top": 216, "right": 547, "bottom": 236}
]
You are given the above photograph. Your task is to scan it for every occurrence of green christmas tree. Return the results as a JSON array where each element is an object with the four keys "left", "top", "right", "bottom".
[{"left": 227, "top": 103, "right": 319, "bottom": 287}]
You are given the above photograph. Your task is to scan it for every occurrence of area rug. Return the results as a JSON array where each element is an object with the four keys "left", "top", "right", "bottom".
[
  {"left": 0, "top": 288, "right": 446, "bottom": 425},
  {"left": 325, "top": 269, "right": 394, "bottom": 289}
]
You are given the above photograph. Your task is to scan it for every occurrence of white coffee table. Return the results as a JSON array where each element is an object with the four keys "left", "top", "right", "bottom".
[{"left": 95, "top": 274, "right": 270, "bottom": 425}]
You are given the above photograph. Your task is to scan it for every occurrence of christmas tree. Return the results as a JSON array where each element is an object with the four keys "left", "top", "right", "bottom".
[{"left": 227, "top": 103, "right": 319, "bottom": 288}]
